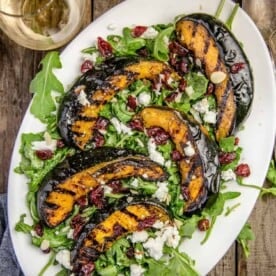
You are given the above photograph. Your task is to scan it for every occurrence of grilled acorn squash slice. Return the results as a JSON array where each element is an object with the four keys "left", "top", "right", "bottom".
[
  {"left": 71, "top": 200, "right": 171, "bottom": 273},
  {"left": 37, "top": 147, "right": 167, "bottom": 227},
  {"left": 58, "top": 57, "right": 179, "bottom": 150},
  {"left": 176, "top": 16, "right": 237, "bottom": 141},
  {"left": 180, "top": 13, "right": 253, "bottom": 127},
  {"left": 137, "top": 106, "right": 220, "bottom": 213}
]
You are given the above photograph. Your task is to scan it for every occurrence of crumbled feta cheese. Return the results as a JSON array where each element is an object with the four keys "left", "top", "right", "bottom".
[
  {"left": 221, "top": 169, "right": 236, "bottom": 182},
  {"left": 165, "top": 160, "right": 172, "bottom": 168},
  {"left": 161, "top": 225, "right": 181, "bottom": 249},
  {"left": 67, "top": 229, "right": 74, "bottom": 239},
  {"left": 174, "top": 92, "right": 182, "bottom": 103},
  {"left": 147, "top": 139, "right": 165, "bottom": 165},
  {"left": 195, "top": 58, "right": 202, "bottom": 68},
  {"left": 189, "top": 108, "right": 202, "bottom": 123},
  {"left": 143, "top": 237, "right": 164, "bottom": 260},
  {"left": 56, "top": 249, "right": 73, "bottom": 270},
  {"left": 138, "top": 92, "right": 151, "bottom": 105},
  {"left": 103, "top": 185, "right": 113, "bottom": 195},
  {"left": 163, "top": 36, "right": 169, "bottom": 46},
  {"left": 185, "top": 86, "right": 194, "bottom": 97},
  {"left": 131, "top": 230, "right": 149, "bottom": 243},
  {"left": 153, "top": 181, "right": 169, "bottom": 202},
  {"left": 130, "top": 264, "right": 145, "bottom": 276},
  {"left": 40, "top": 239, "right": 50, "bottom": 251},
  {"left": 184, "top": 141, "right": 195, "bottom": 157},
  {"left": 110, "top": 117, "right": 133, "bottom": 134},
  {"left": 192, "top": 98, "right": 209, "bottom": 114},
  {"left": 140, "top": 27, "right": 158, "bottom": 39},
  {"left": 203, "top": 111, "right": 217, "bottom": 124},
  {"left": 152, "top": 220, "right": 164, "bottom": 229},
  {"left": 127, "top": 196, "right": 134, "bottom": 203},
  {"left": 77, "top": 90, "right": 90, "bottom": 106},
  {"left": 131, "top": 179, "right": 139, "bottom": 188},
  {"left": 32, "top": 140, "right": 57, "bottom": 152}
]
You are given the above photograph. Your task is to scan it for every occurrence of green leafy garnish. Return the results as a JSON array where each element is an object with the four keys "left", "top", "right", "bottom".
[
  {"left": 30, "top": 52, "right": 64, "bottom": 124},
  {"left": 237, "top": 223, "right": 255, "bottom": 258},
  {"left": 267, "top": 160, "right": 276, "bottom": 185},
  {"left": 153, "top": 26, "right": 174, "bottom": 61},
  {"left": 186, "top": 72, "right": 209, "bottom": 100}
]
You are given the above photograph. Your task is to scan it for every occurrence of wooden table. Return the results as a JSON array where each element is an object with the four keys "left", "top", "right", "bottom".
[{"left": 0, "top": 0, "right": 275, "bottom": 275}]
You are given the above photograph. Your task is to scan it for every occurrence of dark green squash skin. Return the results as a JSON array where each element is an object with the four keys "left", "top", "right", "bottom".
[
  {"left": 179, "top": 13, "right": 254, "bottom": 127},
  {"left": 187, "top": 116, "right": 220, "bottom": 212},
  {"left": 71, "top": 198, "right": 171, "bottom": 273},
  {"left": 58, "top": 56, "right": 148, "bottom": 148}
]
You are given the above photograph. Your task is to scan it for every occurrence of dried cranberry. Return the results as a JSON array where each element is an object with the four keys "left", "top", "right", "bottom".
[
  {"left": 70, "top": 214, "right": 86, "bottom": 239},
  {"left": 169, "top": 52, "right": 177, "bottom": 66},
  {"left": 81, "top": 60, "right": 93, "bottom": 73},
  {"left": 230, "top": 62, "right": 245, "bottom": 74},
  {"left": 219, "top": 152, "right": 236, "bottom": 164},
  {"left": 206, "top": 82, "right": 215, "bottom": 95},
  {"left": 178, "top": 58, "right": 189, "bottom": 73},
  {"left": 76, "top": 196, "right": 88, "bottom": 208},
  {"left": 171, "top": 150, "right": 183, "bottom": 161},
  {"left": 56, "top": 139, "right": 65, "bottom": 148},
  {"left": 97, "top": 37, "right": 113, "bottom": 57},
  {"left": 35, "top": 149, "right": 53, "bottom": 160},
  {"left": 234, "top": 137, "right": 240, "bottom": 145},
  {"left": 137, "top": 215, "right": 156, "bottom": 231},
  {"left": 169, "top": 41, "right": 188, "bottom": 56},
  {"left": 137, "top": 47, "right": 149, "bottom": 57},
  {"left": 181, "top": 186, "right": 190, "bottom": 201},
  {"left": 89, "top": 186, "right": 105, "bottom": 208},
  {"left": 132, "top": 26, "right": 147, "bottom": 37},
  {"left": 34, "top": 222, "right": 44, "bottom": 237},
  {"left": 108, "top": 180, "right": 128, "bottom": 193},
  {"left": 127, "top": 95, "right": 137, "bottom": 110},
  {"left": 147, "top": 127, "right": 170, "bottom": 145},
  {"left": 179, "top": 78, "right": 187, "bottom": 92},
  {"left": 126, "top": 247, "right": 135, "bottom": 259},
  {"left": 165, "top": 92, "right": 178, "bottom": 103},
  {"left": 128, "top": 119, "right": 144, "bottom": 132},
  {"left": 235, "top": 163, "right": 251, "bottom": 177},
  {"left": 113, "top": 223, "right": 125, "bottom": 237},
  {"left": 93, "top": 131, "right": 105, "bottom": 148},
  {"left": 95, "top": 117, "right": 109, "bottom": 130},
  {"left": 81, "top": 262, "right": 95, "bottom": 276},
  {"left": 198, "top": 218, "right": 210, "bottom": 231}
]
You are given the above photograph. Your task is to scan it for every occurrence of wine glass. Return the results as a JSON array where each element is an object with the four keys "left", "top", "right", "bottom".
[{"left": 0, "top": 0, "right": 86, "bottom": 50}]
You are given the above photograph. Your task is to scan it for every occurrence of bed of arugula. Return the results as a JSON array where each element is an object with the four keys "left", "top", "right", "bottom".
[{"left": 13, "top": 0, "right": 276, "bottom": 275}]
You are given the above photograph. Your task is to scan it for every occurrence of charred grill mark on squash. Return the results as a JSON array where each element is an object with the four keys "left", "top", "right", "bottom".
[
  {"left": 176, "top": 17, "right": 237, "bottom": 141},
  {"left": 58, "top": 58, "right": 179, "bottom": 149},
  {"left": 71, "top": 201, "right": 171, "bottom": 272},
  {"left": 137, "top": 106, "right": 220, "bottom": 213},
  {"left": 37, "top": 148, "right": 167, "bottom": 228}
]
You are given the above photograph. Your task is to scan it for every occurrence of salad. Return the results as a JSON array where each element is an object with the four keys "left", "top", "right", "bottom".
[{"left": 14, "top": 1, "right": 256, "bottom": 275}]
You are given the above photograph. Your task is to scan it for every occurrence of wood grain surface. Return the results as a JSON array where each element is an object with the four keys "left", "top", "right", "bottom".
[{"left": 0, "top": 0, "right": 275, "bottom": 275}]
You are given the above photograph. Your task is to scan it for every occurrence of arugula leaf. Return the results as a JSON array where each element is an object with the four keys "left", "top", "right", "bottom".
[
  {"left": 219, "top": 136, "right": 236, "bottom": 152},
  {"left": 107, "top": 27, "right": 146, "bottom": 56},
  {"left": 15, "top": 214, "right": 32, "bottom": 233},
  {"left": 163, "top": 247, "right": 198, "bottom": 276},
  {"left": 30, "top": 52, "right": 64, "bottom": 124},
  {"left": 267, "top": 160, "right": 276, "bottom": 185},
  {"left": 186, "top": 72, "right": 208, "bottom": 100},
  {"left": 153, "top": 26, "right": 174, "bottom": 61},
  {"left": 179, "top": 215, "right": 202, "bottom": 239},
  {"left": 237, "top": 223, "right": 255, "bottom": 258}
]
